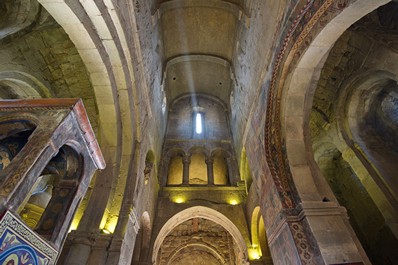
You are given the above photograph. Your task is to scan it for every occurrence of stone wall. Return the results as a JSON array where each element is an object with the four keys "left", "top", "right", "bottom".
[
  {"left": 157, "top": 218, "right": 237, "bottom": 265},
  {"left": 0, "top": 15, "right": 97, "bottom": 130},
  {"left": 231, "top": 0, "right": 289, "bottom": 157},
  {"left": 167, "top": 96, "right": 230, "bottom": 140}
]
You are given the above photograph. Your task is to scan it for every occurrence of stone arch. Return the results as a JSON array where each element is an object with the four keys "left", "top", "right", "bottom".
[
  {"left": 339, "top": 70, "right": 397, "bottom": 143},
  {"left": 167, "top": 243, "right": 226, "bottom": 265},
  {"left": 239, "top": 148, "right": 252, "bottom": 192},
  {"left": 0, "top": 71, "right": 52, "bottom": 99},
  {"left": 141, "top": 211, "right": 151, "bottom": 255},
  {"left": 170, "top": 93, "right": 228, "bottom": 113},
  {"left": 132, "top": 211, "right": 152, "bottom": 263},
  {"left": 249, "top": 206, "right": 271, "bottom": 262},
  {"left": 144, "top": 150, "right": 155, "bottom": 185},
  {"left": 188, "top": 145, "right": 209, "bottom": 157},
  {"left": 0, "top": 0, "right": 40, "bottom": 39},
  {"left": 167, "top": 147, "right": 186, "bottom": 158},
  {"left": 145, "top": 150, "right": 155, "bottom": 165},
  {"left": 280, "top": 1, "right": 397, "bottom": 263},
  {"left": 37, "top": 0, "right": 138, "bottom": 234},
  {"left": 337, "top": 70, "right": 398, "bottom": 202},
  {"left": 210, "top": 148, "right": 231, "bottom": 158},
  {"left": 250, "top": 207, "right": 261, "bottom": 251},
  {"left": 167, "top": 93, "right": 230, "bottom": 140},
  {"left": 152, "top": 206, "right": 248, "bottom": 264},
  {"left": 281, "top": 0, "right": 389, "bottom": 202}
]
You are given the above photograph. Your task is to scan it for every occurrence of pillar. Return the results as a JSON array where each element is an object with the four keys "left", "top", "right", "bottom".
[
  {"left": 205, "top": 157, "right": 214, "bottom": 185},
  {"left": 182, "top": 156, "right": 191, "bottom": 185},
  {"left": 226, "top": 156, "right": 238, "bottom": 186}
]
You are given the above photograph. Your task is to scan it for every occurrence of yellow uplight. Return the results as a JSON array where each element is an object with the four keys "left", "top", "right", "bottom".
[
  {"left": 68, "top": 218, "right": 80, "bottom": 233},
  {"left": 101, "top": 215, "right": 118, "bottom": 234},
  {"left": 248, "top": 247, "right": 261, "bottom": 260},
  {"left": 173, "top": 196, "right": 186, "bottom": 204},
  {"left": 229, "top": 199, "right": 238, "bottom": 205},
  {"left": 102, "top": 229, "right": 111, "bottom": 234},
  {"left": 99, "top": 211, "right": 109, "bottom": 230}
]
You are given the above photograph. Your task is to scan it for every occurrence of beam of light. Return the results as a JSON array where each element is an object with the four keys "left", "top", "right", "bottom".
[
  {"left": 195, "top": 113, "right": 202, "bottom": 134},
  {"left": 174, "top": 7, "right": 197, "bottom": 106}
]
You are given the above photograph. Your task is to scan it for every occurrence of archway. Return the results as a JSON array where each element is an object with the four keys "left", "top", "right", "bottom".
[
  {"left": 308, "top": 5, "right": 398, "bottom": 263},
  {"left": 281, "top": 0, "right": 395, "bottom": 264},
  {"left": 282, "top": 0, "right": 389, "bottom": 203},
  {"left": 250, "top": 207, "right": 272, "bottom": 263},
  {"left": 152, "top": 206, "right": 248, "bottom": 264},
  {"left": 131, "top": 212, "right": 151, "bottom": 264}
]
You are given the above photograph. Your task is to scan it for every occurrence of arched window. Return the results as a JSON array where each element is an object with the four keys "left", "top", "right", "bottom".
[
  {"left": 195, "top": 113, "right": 203, "bottom": 134},
  {"left": 193, "top": 112, "right": 205, "bottom": 138}
]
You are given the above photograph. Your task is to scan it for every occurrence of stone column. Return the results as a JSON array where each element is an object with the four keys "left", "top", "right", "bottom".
[
  {"left": 205, "top": 157, "right": 214, "bottom": 185},
  {"left": 182, "top": 156, "right": 191, "bottom": 185},
  {"left": 86, "top": 235, "right": 111, "bottom": 265},
  {"left": 266, "top": 202, "right": 372, "bottom": 265},
  {"left": 104, "top": 141, "right": 140, "bottom": 265},
  {"left": 65, "top": 242, "right": 91, "bottom": 265},
  {"left": 160, "top": 157, "right": 169, "bottom": 187},
  {"left": 64, "top": 231, "right": 112, "bottom": 265},
  {"left": 105, "top": 209, "right": 140, "bottom": 265},
  {"left": 226, "top": 157, "right": 237, "bottom": 186}
]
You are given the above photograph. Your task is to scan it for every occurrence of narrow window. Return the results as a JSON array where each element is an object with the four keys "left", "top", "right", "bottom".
[{"left": 195, "top": 113, "right": 203, "bottom": 134}]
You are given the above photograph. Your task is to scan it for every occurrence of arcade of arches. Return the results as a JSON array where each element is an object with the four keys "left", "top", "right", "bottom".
[{"left": 0, "top": 0, "right": 398, "bottom": 264}]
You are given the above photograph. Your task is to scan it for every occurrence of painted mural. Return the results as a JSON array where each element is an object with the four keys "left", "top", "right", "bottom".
[
  {"left": 0, "top": 130, "right": 33, "bottom": 171},
  {"left": 0, "top": 211, "right": 57, "bottom": 265}
]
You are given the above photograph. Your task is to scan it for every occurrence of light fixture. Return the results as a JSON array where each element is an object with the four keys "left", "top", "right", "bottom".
[
  {"left": 68, "top": 218, "right": 80, "bottom": 233},
  {"left": 248, "top": 246, "right": 261, "bottom": 260},
  {"left": 229, "top": 199, "right": 238, "bottom": 205},
  {"left": 172, "top": 195, "right": 186, "bottom": 204},
  {"left": 102, "top": 229, "right": 111, "bottom": 234}
]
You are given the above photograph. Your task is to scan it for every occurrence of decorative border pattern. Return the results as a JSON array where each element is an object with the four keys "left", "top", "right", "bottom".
[
  {"left": 264, "top": 0, "right": 353, "bottom": 208},
  {"left": 0, "top": 210, "right": 58, "bottom": 263},
  {"left": 290, "top": 221, "right": 317, "bottom": 265}
]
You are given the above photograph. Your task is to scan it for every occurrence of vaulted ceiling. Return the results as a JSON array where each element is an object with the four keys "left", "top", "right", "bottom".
[{"left": 159, "top": 0, "right": 243, "bottom": 106}]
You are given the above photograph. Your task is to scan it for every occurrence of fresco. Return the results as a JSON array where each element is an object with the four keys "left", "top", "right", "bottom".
[
  {"left": 0, "top": 211, "right": 57, "bottom": 265},
  {"left": 0, "top": 130, "right": 33, "bottom": 171}
]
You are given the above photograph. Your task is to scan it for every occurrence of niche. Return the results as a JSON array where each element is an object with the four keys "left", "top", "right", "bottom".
[
  {"left": 167, "top": 155, "right": 183, "bottom": 185},
  {"left": 189, "top": 153, "right": 207, "bottom": 185},
  {"left": 212, "top": 150, "right": 228, "bottom": 185}
]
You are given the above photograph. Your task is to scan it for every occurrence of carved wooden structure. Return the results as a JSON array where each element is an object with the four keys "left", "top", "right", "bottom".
[{"left": 0, "top": 99, "right": 104, "bottom": 264}]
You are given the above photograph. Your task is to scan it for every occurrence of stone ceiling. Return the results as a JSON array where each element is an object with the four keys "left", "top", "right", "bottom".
[{"left": 159, "top": 0, "right": 244, "bottom": 106}]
